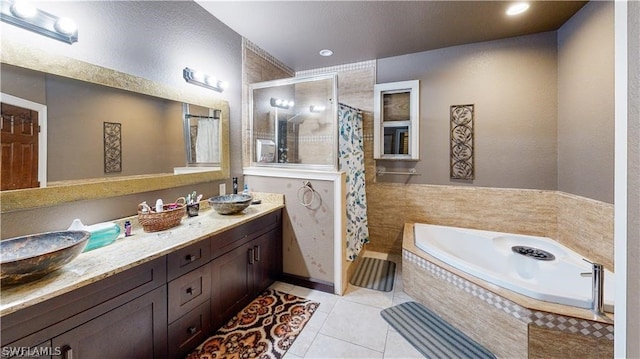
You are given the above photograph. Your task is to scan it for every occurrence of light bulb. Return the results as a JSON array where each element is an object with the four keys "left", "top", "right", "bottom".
[
  {"left": 54, "top": 17, "right": 77, "bottom": 35},
  {"left": 10, "top": 0, "right": 37, "bottom": 19}
]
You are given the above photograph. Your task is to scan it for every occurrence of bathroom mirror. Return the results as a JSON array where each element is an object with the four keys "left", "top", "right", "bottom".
[
  {"left": 183, "top": 103, "right": 221, "bottom": 166},
  {"left": 373, "top": 80, "right": 420, "bottom": 160},
  {"left": 249, "top": 74, "right": 338, "bottom": 171},
  {"left": 0, "top": 39, "right": 230, "bottom": 212}
]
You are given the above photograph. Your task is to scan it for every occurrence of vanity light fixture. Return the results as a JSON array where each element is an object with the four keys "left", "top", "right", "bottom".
[
  {"left": 182, "top": 67, "right": 228, "bottom": 92},
  {"left": 309, "top": 105, "right": 325, "bottom": 113},
  {"left": 506, "top": 2, "right": 530, "bottom": 16},
  {"left": 0, "top": 0, "right": 78, "bottom": 44},
  {"left": 270, "top": 98, "right": 294, "bottom": 109}
]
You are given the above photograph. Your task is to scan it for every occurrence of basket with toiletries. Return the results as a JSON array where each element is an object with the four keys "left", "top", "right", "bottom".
[{"left": 137, "top": 197, "right": 186, "bottom": 232}]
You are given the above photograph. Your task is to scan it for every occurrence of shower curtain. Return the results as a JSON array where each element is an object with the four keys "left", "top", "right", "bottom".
[
  {"left": 338, "top": 103, "right": 370, "bottom": 261},
  {"left": 195, "top": 118, "right": 220, "bottom": 163}
]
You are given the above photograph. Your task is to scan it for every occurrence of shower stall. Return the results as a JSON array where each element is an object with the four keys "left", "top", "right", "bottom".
[{"left": 245, "top": 74, "right": 363, "bottom": 295}]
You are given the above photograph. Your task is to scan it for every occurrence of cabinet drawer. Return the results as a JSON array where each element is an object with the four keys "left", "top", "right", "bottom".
[
  {"left": 168, "top": 300, "right": 211, "bottom": 359},
  {"left": 167, "top": 238, "right": 211, "bottom": 281},
  {"left": 168, "top": 264, "right": 212, "bottom": 323},
  {"left": 211, "top": 210, "right": 281, "bottom": 257}
]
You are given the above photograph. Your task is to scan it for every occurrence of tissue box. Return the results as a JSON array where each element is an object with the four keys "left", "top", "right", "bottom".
[{"left": 84, "top": 223, "right": 120, "bottom": 251}]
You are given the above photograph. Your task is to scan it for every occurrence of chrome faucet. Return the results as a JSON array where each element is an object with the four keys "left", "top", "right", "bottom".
[{"left": 580, "top": 259, "right": 605, "bottom": 316}]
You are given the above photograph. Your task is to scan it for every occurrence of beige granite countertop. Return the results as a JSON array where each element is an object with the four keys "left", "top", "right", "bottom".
[{"left": 0, "top": 192, "right": 284, "bottom": 317}]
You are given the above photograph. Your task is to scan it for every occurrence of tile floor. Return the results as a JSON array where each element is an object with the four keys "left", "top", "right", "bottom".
[{"left": 270, "top": 252, "right": 425, "bottom": 359}]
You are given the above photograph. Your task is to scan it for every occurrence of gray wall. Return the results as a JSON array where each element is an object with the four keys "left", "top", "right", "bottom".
[
  {"left": 376, "top": 4, "right": 615, "bottom": 204},
  {"left": 558, "top": 1, "right": 614, "bottom": 203},
  {"left": 376, "top": 32, "right": 559, "bottom": 191}
]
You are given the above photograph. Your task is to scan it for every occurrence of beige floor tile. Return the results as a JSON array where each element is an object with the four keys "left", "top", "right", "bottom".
[
  {"left": 383, "top": 330, "right": 424, "bottom": 358},
  {"left": 342, "top": 283, "right": 394, "bottom": 309},
  {"left": 319, "top": 299, "right": 389, "bottom": 352},
  {"left": 289, "top": 286, "right": 340, "bottom": 314},
  {"left": 269, "top": 281, "right": 296, "bottom": 294},
  {"left": 303, "top": 333, "right": 384, "bottom": 359},
  {"left": 288, "top": 311, "right": 328, "bottom": 357},
  {"left": 283, "top": 352, "right": 303, "bottom": 359}
]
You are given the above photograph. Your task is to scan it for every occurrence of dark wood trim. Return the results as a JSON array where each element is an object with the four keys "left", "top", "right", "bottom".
[{"left": 279, "top": 273, "right": 334, "bottom": 294}]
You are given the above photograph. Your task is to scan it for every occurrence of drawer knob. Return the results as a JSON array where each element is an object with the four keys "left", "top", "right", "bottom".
[
  {"left": 188, "top": 326, "right": 197, "bottom": 335},
  {"left": 186, "top": 254, "right": 197, "bottom": 262},
  {"left": 186, "top": 287, "right": 194, "bottom": 295}
]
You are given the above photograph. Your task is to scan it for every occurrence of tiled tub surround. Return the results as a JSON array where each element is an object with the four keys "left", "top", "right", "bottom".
[
  {"left": 0, "top": 193, "right": 283, "bottom": 316},
  {"left": 402, "top": 224, "right": 614, "bottom": 359},
  {"left": 366, "top": 184, "right": 614, "bottom": 271}
]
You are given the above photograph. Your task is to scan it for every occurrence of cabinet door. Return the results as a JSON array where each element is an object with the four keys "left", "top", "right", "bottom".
[
  {"left": 51, "top": 286, "right": 167, "bottom": 359},
  {"left": 250, "top": 229, "right": 280, "bottom": 293},
  {"left": 2, "top": 340, "right": 53, "bottom": 359},
  {"left": 210, "top": 243, "right": 252, "bottom": 330}
]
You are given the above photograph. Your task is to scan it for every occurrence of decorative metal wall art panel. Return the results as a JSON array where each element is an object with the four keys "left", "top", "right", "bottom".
[
  {"left": 450, "top": 104, "right": 474, "bottom": 180},
  {"left": 103, "top": 122, "right": 122, "bottom": 173}
]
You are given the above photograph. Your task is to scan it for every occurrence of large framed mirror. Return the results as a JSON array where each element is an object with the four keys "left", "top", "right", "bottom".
[{"left": 0, "top": 39, "right": 230, "bottom": 212}]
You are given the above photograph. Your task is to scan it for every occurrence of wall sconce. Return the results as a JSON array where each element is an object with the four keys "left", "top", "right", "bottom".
[
  {"left": 270, "top": 98, "right": 294, "bottom": 109},
  {"left": 309, "top": 105, "right": 326, "bottom": 113},
  {"left": 0, "top": 0, "right": 78, "bottom": 44},
  {"left": 182, "top": 67, "right": 228, "bottom": 92}
]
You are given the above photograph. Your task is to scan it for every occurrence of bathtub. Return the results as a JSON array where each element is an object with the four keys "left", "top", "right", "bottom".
[{"left": 413, "top": 223, "right": 615, "bottom": 311}]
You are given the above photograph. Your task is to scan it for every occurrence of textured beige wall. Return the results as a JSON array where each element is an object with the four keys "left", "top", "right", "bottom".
[
  {"left": 366, "top": 183, "right": 613, "bottom": 269},
  {"left": 556, "top": 192, "right": 614, "bottom": 270},
  {"left": 245, "top": 175, "right": 336, "bottom": 284},
  {"left": 626, "top": 1, "right": 640, "bottom": 356},
  {"left": 558, "top": 1, "right": 615, "bottom": 204}
]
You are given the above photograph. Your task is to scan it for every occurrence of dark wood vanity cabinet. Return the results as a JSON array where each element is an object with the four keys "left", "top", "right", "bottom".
[
  {"left": 210, "top": 214, "right": 282, "bottom": 330},
  {"left": 1, "top": 209, "right": 282, "bottom": 359},
  {"left": 1, "top": 257, "right": 167, "bottom": 359},
  {"left": 51, "top": 286, "right": 167, "bottom": 359}
]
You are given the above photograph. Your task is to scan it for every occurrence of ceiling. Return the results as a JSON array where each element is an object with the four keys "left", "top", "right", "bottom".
[{"left": 197, "top": 1, "right": 587, "bottom": 72}]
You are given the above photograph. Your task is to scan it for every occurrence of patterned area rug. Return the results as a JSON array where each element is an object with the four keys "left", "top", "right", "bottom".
[
  {"left": 349, "top": 257, "right": 396, "bottom": 292},
  {"left": 187, "top": 289, "right": 319, "bottom": 359}
]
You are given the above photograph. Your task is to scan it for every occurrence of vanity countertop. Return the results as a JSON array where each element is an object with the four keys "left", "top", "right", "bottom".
[{"left": 0, "top": 193, "right": 284, "bottom": 317}]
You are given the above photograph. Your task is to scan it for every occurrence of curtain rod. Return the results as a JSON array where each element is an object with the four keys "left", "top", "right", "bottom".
[
  {"left": 338, "top": 102, "right": 362, "bottom": 113},
  {"left": 185, "top": 114, "right": 217, "bottom": 119}
]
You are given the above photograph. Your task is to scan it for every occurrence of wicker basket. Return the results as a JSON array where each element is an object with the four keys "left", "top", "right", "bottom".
[{"left": 137, "top": 197, "right": 186, "bottom": 232}]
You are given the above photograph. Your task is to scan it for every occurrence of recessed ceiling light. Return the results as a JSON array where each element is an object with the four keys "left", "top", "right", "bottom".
[
  {"left": 506, "top": 2, "right": 530, "bottom": 16},
  {"left": 319, "top": 49, "right": 333, "bottom": 57}
]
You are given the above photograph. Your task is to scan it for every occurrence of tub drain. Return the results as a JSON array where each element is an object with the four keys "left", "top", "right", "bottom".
[{"left": 511, "top": 246, "right": 555, "bottom": 261}]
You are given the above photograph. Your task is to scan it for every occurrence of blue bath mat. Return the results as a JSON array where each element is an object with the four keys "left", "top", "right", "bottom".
[
  {"left": 349, "top": 257, "right": 396, "bottom": 292},
  {"left": 381, "top": 301, "right": 497, "bottom": 359}
]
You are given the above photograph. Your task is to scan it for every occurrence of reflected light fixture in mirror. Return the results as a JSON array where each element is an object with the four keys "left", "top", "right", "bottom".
[
  {"left": 183, "top": 67, "right": 228, "bottom": 92},
  {"left": 0, "top": 0, "right": 78, "bottom": 44},
  {"left": 270, "top": 97, "right": 294, "bottom": 109}
]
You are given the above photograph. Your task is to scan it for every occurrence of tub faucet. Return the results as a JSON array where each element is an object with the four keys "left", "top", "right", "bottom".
[{"left": 580, "top": 259, "right": 605, "bottom": 316}]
